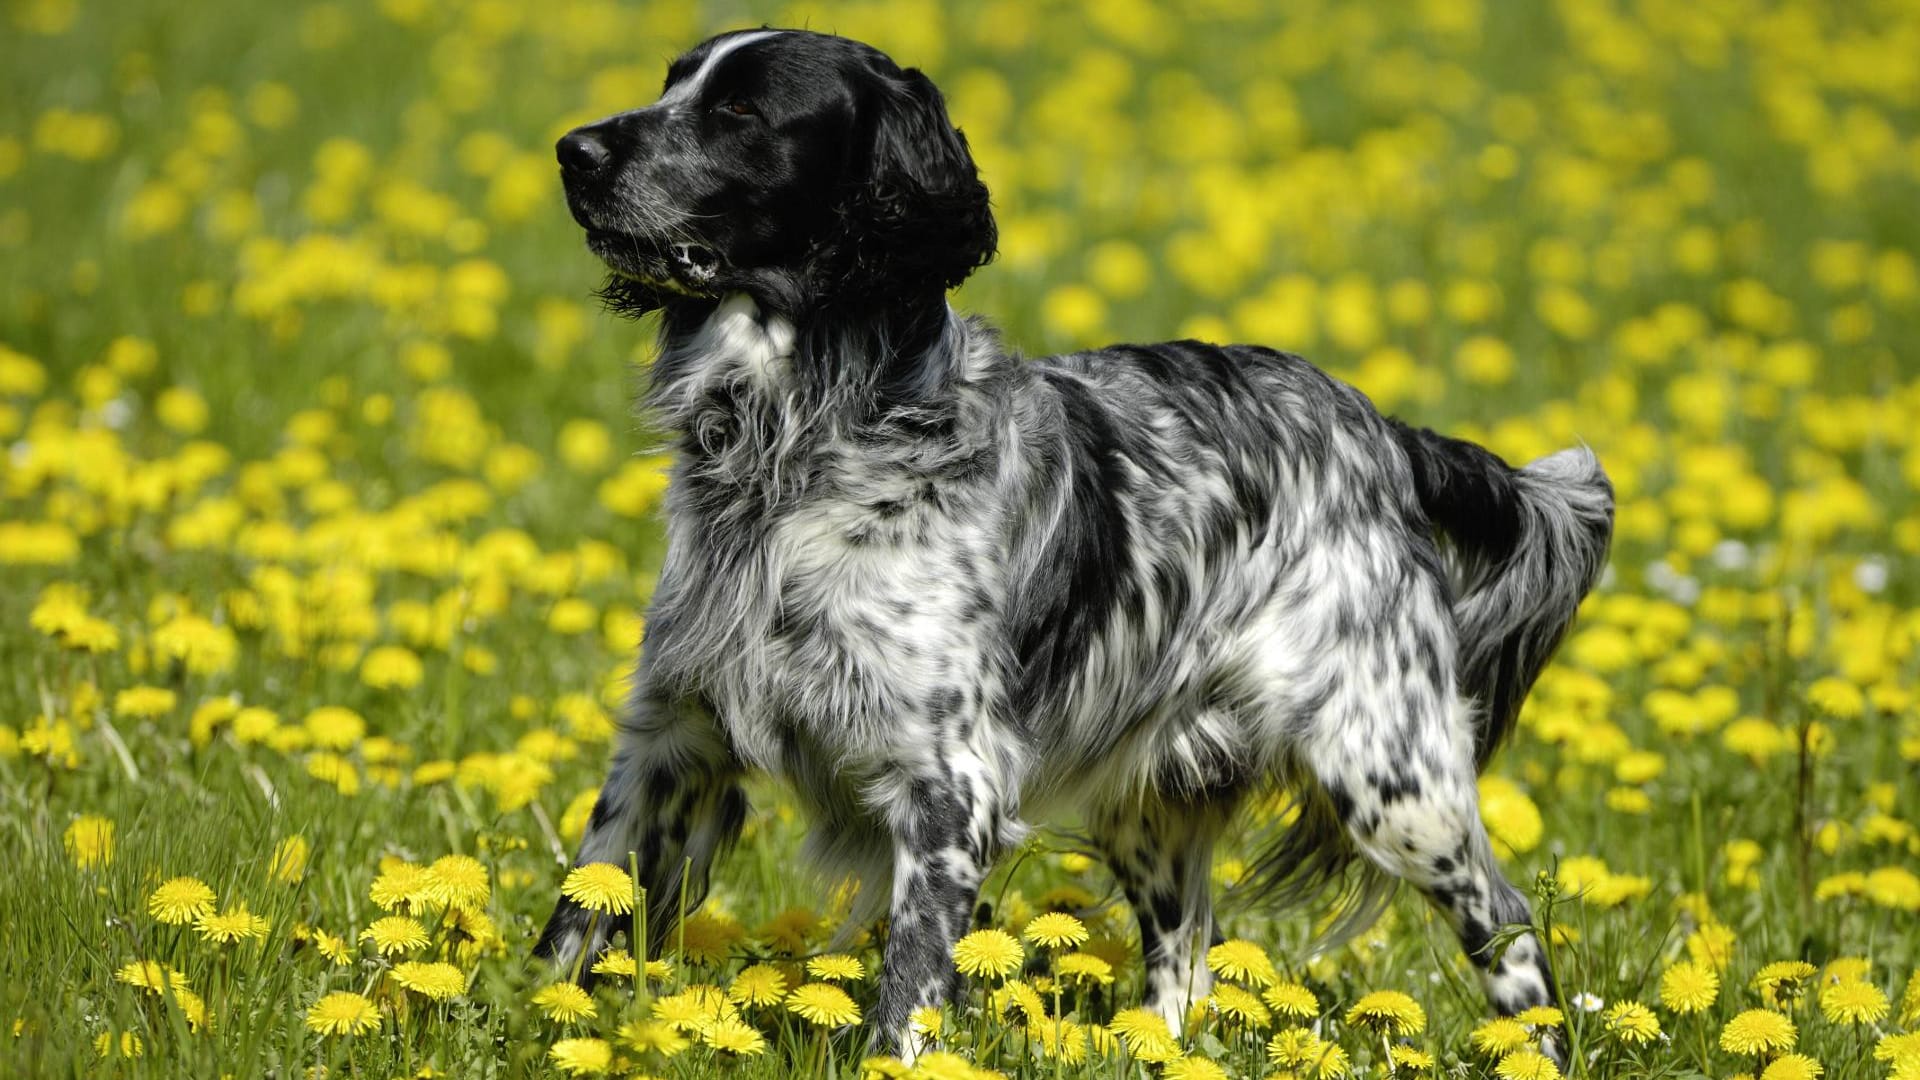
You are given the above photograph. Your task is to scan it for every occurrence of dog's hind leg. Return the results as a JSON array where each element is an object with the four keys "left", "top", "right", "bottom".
[
  {"left": 1300, "top": 674, "right": 1564, "bottom": 1061},
  {"left": 1092, "top": 797, "right": 1228, "bottom": 1036},
  {"left": 533, "top": 688, "right": 746, "bottom": 982}
]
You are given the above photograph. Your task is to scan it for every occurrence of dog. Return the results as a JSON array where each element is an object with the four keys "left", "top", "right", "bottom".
[{"left": 533, "top": 27, "right": 1612, "bottom": 1063}]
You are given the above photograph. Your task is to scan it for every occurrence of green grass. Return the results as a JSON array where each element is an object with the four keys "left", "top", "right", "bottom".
[{"left": 3, "top": 0, "right": 1919, "bottom": 1077}]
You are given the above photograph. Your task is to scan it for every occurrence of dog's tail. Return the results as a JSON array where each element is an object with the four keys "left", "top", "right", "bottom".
[{"left": 1390, "top": 421, "right": 1614, "bottom": 767}]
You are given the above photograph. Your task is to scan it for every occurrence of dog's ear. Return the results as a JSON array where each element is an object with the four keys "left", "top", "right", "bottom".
[{"left": 817, "top": 66, "right": 996, "bottom": 302}]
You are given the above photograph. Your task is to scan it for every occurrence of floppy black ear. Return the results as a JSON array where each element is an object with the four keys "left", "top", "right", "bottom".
[{"left": 820, "top": 66, "right": 997, "bottom": 302}]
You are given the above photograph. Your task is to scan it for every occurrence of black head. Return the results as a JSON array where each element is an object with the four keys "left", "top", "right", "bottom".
[{"left": 557, "top": 29, "right": 996, "bottom": 318}]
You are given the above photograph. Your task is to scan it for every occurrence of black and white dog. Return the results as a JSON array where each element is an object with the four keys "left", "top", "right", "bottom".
[{"left": 534, "top": 28, "right": 1612, "bottom": 1061}]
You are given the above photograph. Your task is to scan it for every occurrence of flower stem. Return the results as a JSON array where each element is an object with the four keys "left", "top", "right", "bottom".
[
  {"left": 569, "top": 911, "right": 598, "bottom": 984},
  {"left": 629, "top": 850, "right": 646, "bottom": 1011}
]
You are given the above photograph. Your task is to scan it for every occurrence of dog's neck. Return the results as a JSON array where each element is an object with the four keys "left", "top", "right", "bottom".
[
  {"left": 649, "top": 288, "right": 962, "bottom": 404},
  {"left": 644, "top": 290, "right": 977, "bottom": 511}
]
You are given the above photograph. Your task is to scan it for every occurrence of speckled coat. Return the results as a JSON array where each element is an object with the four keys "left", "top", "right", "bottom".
[{"left": 532, "top": 28, "right": 1614, "bottom": 1065}]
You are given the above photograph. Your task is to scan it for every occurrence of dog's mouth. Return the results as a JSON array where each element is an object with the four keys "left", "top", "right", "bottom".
[{"left": 583, "top": 228, "right": 723, "bottom": 294}]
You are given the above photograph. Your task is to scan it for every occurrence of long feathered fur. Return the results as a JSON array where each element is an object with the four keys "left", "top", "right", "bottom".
[
  {"left": 1391, "top": 423, "right": 1615, "bottom": 765},
  {"left": 536, "top": 28, "right": 1611, "bottom": 1064}
]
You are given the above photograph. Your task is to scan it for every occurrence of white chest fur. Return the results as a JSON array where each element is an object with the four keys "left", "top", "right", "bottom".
[{"left": 646, "top": 298, "right": 1003, "bottom": 778}]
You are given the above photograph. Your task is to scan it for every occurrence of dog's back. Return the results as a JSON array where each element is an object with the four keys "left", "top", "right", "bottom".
[{"left": 1011, "top": 340, "right": 1611, "bottom": 788}]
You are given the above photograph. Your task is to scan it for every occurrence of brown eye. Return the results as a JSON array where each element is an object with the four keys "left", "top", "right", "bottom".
[{"left": 721, "top": 101, "right": 756, "bottom": 117}]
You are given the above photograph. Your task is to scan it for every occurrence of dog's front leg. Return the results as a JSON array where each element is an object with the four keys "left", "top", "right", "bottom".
[
  {"left": 866, "top": 751, "right": 1004, "bottom": 1059},
  {"left": 533, "top": 688, "right": 745, "bottom": 982}
]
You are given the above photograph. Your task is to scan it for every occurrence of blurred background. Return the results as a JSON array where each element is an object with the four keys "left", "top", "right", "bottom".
[{"left": 5, "top": 0, "right": 1915, "bottom": 473}]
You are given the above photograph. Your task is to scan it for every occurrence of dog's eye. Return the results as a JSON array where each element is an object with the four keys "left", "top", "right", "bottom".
[{"left": 719, "top": 101, "right": 757, "bottom": 117}]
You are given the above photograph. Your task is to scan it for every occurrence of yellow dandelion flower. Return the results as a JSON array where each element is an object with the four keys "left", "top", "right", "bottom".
[
  {"left": 1720, "top": 1009, "right": 1796, "bottom": 1056},
  {"left": 1685, "top": 922, "right": 1737, "bottom": 969},
  {"left": 1760, "top": 1054, "right": 1824, "bottom": 1080},
  {"left": 1471, "top": 1017, "right": 1532, "bottom": 1055},
  {"left": 360, "top": 644, "right": 424, "bottom": 690},
  {"left": 909, "top": 1005, "right": 944, "bottom": 1038},
  {"left": 390, "top": 961, "right": 465, "bottom": 1001},
  {"left": 305, "top": 991, "right": 379, "bottom": 1037},
  {"left": 1022, "top": 912, "right": 1089, "bottom": 950},
  {"left": 173, "top": 989, "right": 210, "bottom": 1033},
  {"left": 951, "top": 929, "right": 1022, "bottom": 979},
  {"left": 532, "top": 982, "right": 597, "bottom": 1023},
  {"left": 114, "top": 687, "right": 176, "bottom": 719},
  {"left": 617, "top": 1017, "right": 689, "bottom": 1055},
  {"left": 1660, "top": 960, "right": 1720, "bottom": 1013},
  {"left": 993, "top": 978, "right": 1047, "bottom": 1022},
  {"left": 920, "top": 1050, "right": 997, "bottom": 1077},
  {"left": 861, "top": 1053, "right": 911, "bottom": 1078},
  {"left": 64, "top": 815, "right": 114, "bottom": 870},
  {"left": 1390, "top": 1044, "right": 1436, "bottom": 1071},
  {"left": 1823, "top": 957, "right": 1872, "bottom": 983},
  {"left": 701, "top": 1017, "right": 766, "bottom": 1055},
  {"left": 424, "top": 853, "right": 491, "bottom": 910},
  {"left": 756, "top": 907, "right": 823, "bottom": 954},
  {"left": 1495, "top": 1048, "right": 1563, "bottom": 1080},
  {"left": 1873, "top": 1030, "right": 1920, "bottom": 1063},
  {"left": 1206, "top": 938, "right": 1278, "bottom": 987},
  {"left": 1056, "top": 951, "right": 1114, "bottom": 987},
  {"left": 548, "top": 1037, "right": 613, "bottom": 1075},
  {"left": 147, "top": 877, "right": 216, "bottom": 924},
  {"left": 1866, "top": 867, "right": 1920, "bottom": 911},
  {"left": 1753, "top": 960, "right": 1818, "bottom": 1003},
  {"left": 94, "top": 1032, "right": 142, "bottom": 1059},
  {"left": 1209, "top": 983, "right": 1271, "bottom": 1028},
  {"left": 1267, "top": 1027, "right": 1348, "bottom": 1076},
  {"left": 1346, "top": 990, "right": 1426, "bottom": 1035},
  {"left": 728, "top": 964, "right": 789, "bottom": 1007},
  {"left": 1110, "top": 1007, "right": 1180, "bottom": 1060},
  {"left": 806, "top": 953, "right": 866, "bottom": 982},
  {"left": 1514, "top": 1004, "right": 1563, "bottom": 1028},
  {"left": 651, "top": 987, "right": 721, "bottom": 1031},
  {"left": 787, "top": 982, "right": 861, "bottom": 1027},
  {"left": 269, "top": 836, "right": 308, "bottom": 883},
  {"left": 1164, "top": 1055, "right": 1229, "bottom": 1079},
  {"left": 115, "top": 960, "right": 189, "bottom": 996},
  {"left": 369, "top": 861, "right": 432, "bottom": 911},
  {"left": 1035, "top": 1017, "right": 1087, "bottom": 1063},
  {"left": 1818, "top": 979, "right": 1888, "bottom": 1025},
  {"left": 677, "top": 910, "right": 747, "bottom": 964},
  {"left": 302, "top": 705, "right": 365, "bottom": 749},
  {"left": 313, "top": 929, "right": 354, "bottom": 966},
  {"left": 590, "top": 949, "right": 636, "bottom": 980},
  {"left": 360, "top": 915, "right": 429, "bottom": 956},
  {"left": 1604, "top": 1001, "right": 1661, "bottom": 1044},
  {"left": 1263, "top": 981, "right": 1320, "bottom": 1019},
  {"left": 1805, "top": 677, "right": 1863, "bottom": 719},
  {"left": 195, "top": 902, "right": 270, "bottom": 944}
]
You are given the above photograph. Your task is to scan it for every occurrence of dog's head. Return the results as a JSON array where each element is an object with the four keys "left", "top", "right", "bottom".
[{"left": 558, "top": 29, "right": 995, "bottom": 317}]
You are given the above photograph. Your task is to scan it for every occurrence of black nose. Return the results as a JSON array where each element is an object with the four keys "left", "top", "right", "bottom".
[{"left": 556, "top": 131, "right": 610, "bottom": 174}]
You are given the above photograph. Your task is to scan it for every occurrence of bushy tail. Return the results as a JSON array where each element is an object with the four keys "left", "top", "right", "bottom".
[{"left": 1390, "top": 421, "right": 1614, "bottom": 767}]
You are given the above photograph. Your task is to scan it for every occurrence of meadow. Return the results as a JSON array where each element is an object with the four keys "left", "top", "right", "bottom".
[{"left": 2, "top": 0, "right": 1919, "bottom": 1076}]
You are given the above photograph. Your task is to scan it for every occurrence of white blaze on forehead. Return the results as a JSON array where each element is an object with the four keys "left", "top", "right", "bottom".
[{"left": 658, "top": 30, "right": 783, "bottom": 110}]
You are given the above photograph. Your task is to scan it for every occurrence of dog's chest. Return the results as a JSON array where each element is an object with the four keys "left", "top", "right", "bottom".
[{"left": 657, "top": 483, "right": 998, "bottom": 773}]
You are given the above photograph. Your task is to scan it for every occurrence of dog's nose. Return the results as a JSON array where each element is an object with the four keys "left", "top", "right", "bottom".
[{"left": 556, "top": 131, "right": 611, "bottom": 174}]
